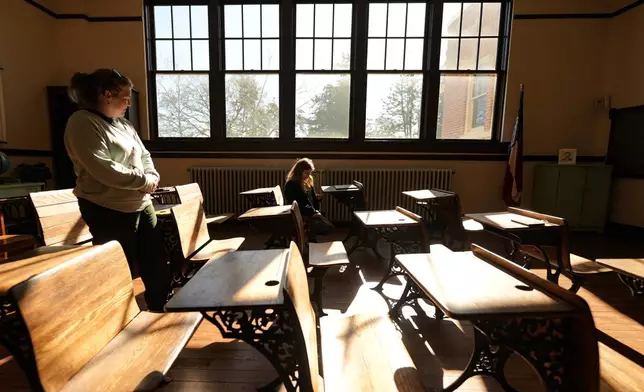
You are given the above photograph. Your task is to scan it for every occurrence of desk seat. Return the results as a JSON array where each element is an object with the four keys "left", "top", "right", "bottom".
[
  {"left": 519, "top": 245, "right": 611, "bottom": 275},
  {"left": 62, "top": 311, "right": 202, "bottom": 392},
  {"left": 320, "top": 312, "right": 424, "bottom": 392},
  {"left": 205, "top": 212, "right": 234, "bottom": 225},
  {"left": 191, "top": 237, "right": 246, "bottom": 263},
  {"left": 309, "top": 241, "right": 349, "bottom": 267}
]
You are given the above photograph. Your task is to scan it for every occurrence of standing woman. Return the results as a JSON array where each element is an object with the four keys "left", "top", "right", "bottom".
[
  {"left": 285, "top": 158, "right": 333, "bottom": 240},
  {"left": 64, "top": 69, "right": 171, "bottom": 311}
]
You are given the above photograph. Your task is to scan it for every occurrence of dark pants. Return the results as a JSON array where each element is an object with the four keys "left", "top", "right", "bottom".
[{"left": 78, "top": 198, "right": 172, "bottom": 310}]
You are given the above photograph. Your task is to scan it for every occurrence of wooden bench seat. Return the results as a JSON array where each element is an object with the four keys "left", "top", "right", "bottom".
[
  {"left": 520, "top": 244, "right": 612, "bottom": 274},
  {"left": 596, "top": 258, "right": 644, "bottom": 296},
  {"left": 510, "top": 207, "right": 612, "bottom": 292},
  {"left": 171, "top": 200, "right": 245, "bottom": 264},
  {"left": 320, "top": 312, "right": 424, "bottom": 391},
  {"left": 175, "top": 183, "right": 234, "bottom": 225},
  {"left": 283, "top": 242, "right": 424, "bottom": 392},
  {"left": 8, "top": 241, "right": 202, "bottom": 392},
  {"left": 29, "top": 189, "right": 92, "bottom": 246},
  {"left": 290, "top": 201, "right": 349, "bottom": 315}
]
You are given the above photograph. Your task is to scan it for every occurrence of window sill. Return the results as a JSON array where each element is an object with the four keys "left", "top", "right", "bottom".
[{"left": 144, "top": 139, "right": 509, "bottom": 160}]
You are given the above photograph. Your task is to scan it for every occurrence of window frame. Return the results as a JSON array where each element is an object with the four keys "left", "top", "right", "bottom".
[{"left": 144, "top": 0, "right": 513, "bottom": 155}]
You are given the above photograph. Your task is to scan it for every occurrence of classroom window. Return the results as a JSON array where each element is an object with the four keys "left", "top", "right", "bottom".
[
  {"left": 152, "top": 5, "right": 211, "bottom": 138},
  {"left": 436, "top": 2, "right": 501, "bottom": 140},
  {"left": 145, "top": 1, "right": 510, "bottom": 152},
  {"left": 295, "top": 4, "right": 352, "bottom": 139},
  {"left": 223, "top": 4, "right": 280, "bottom": 138}
]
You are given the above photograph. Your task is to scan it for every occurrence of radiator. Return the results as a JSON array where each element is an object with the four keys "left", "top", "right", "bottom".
[
  {"left": 320, "top": 168, "right": 454, "bottom": 222},
  {"left": 190, "top": 167, "right": 454, "bottom": 222}
]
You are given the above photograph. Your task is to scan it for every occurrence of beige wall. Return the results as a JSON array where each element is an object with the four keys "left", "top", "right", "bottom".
[
  {"left": 1, "top": 0, "right": 639, "bottom": 215},
  {"left": 606, "top": 6, "right": 644, "bottom": 226},
  {"left": 0, "top": 0, "right": 56, "bottom": 150}
]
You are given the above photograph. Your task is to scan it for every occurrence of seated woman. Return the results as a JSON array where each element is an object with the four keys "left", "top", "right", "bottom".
[{"left": 284, "top": 158, "right": 333, "bottom": 241}]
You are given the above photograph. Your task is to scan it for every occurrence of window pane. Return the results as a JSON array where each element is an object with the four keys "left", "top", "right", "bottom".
[
  {"left": 296, "top": 39, "right": 313, "bottom": 70},
  {"left": 368, "top": 3, "right": 387, "bottom": 37},
  {"left": 366, "top": 74, "right": 423, "bottom": 139},
  {"left": 440, "top": 38, "right": 458, "bottom": 70},
  {"left": 387, "top": 3, "right": 406, "bottom": 37},
  {"left": 156, "top": 74, "right": 210, "bottom": 138},
  {"left": 225, "top": 74, "right": 279, "bottom": 138},
  {"left": 262, "top": 5, "right": 280, "bottom": 38},
  {"left": 243, "top": 5, "right": 261, "bottom": 38},
  {"left": 404, "top": 39, "right": 423, "bottom": 70},
  {"left": 154, "top": 6, "right": 172, "bottom": 39},
  {"left": 406, "top": 3, "right": 426, "bottom": 37},
  {"left": 478, "top": 38, "right": 497, "bottom": 70},
  {"left": 224, "top": 5, "right": 242, "bottom": 38},
  {"left": 314, "top": 39, "right": 332, "bottom": 70},
  {"left": 156, "top": 40, "right": 173, "bottom": 70},
  {"left": 458, "top": 38, "right": 478, "bottom": 70},
  {"left": 334, "top": 4, "right": 352, "bottom": 38},
  {"left": 461, "top": 3, "right": 482, "bottom": 36},
  {"left": 481, "top": 3, "right": 501, "bottom": 36},
  {"left": 442, "top": 3, "right": 461, "bottom": 37},
  {"left": 296, "top": 4, "right": 314, "bottom": 37},
  {"left": 367, "top": 38, "right": 385, "bottom": 70},
  {"left": 263, "top": 39, "right": 280, "bottom": 70},
  {"left": 225, "top": 40, "right": 243, "bottom": 70},
  {"left": 296, "top": 74, "right": 350, "bottom": 139},
  {"left": 333, "top": 39, "right": 351, "bottom": 70},
  {"left": 315, "top": 4, "right": 333, "bottom": 37},
  {"left": 174, "top": 40, "right": 192, "bottom": 70},
  {"left": 172, "top": 6, "right": 190, "bottom": 39},
  {"left": 191, "top": 6, "right": 208, "bottom": 38},
  {"left": 192, "top": 40, "right": 209, "bottom": 70},
  {"left": 386, "top": 38, "right": 404, "bottom": 70},
  {"left": 436, "top": 74, "right": 496, "bottom": 140},
  {"left": 244, "top": 39, "right": 262, "bottom": 70}
]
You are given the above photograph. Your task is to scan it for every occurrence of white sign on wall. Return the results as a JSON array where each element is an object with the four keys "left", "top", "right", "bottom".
[{"left": 558, "top": 148, "right": 577, "bottom": 165}]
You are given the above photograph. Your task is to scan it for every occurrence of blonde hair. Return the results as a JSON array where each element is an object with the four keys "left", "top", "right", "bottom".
[{"left": 287, "top": 158, "right": 315, "bottom": 191}]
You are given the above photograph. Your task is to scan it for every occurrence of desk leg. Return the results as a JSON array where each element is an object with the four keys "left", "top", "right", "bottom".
[
  {"left": 441, "top": 328, "right": 515, "bottom": 392},
  {"left": 470, "top": 317, "right": 572, "bottom": 392},
  {"left": 389, "top": 279, "right": 443, "bottom": 320},
  {"left": 617, "top": 274, "right": 644, "bottom": 296},
  {"left": 203, "top": 308, "right": 302, "bottom": 392},
  {"left": 374, "top": 233, "right": 423, "bottom": 291},
  {"left": 0, "top": 297, "right": 42, "bottom": 392}
]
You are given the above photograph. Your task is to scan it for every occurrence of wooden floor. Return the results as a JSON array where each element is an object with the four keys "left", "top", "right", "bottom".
[{"left": 1, "top": 225, "right": 643, "bottom": 391}]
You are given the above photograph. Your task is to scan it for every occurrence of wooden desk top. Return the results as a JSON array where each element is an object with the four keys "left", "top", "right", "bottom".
[
  {"left": 465, "top": 212, "right": 559, "bottom": 231},
  {"left": 354, "top": 210, "right": 419, "bottom": 227},
  {"left": 403, "top": 189, "right": 453, "bottom": 201},
  {"left": 165, "top": 248, "right": 289, "bottom": 312},
  {"left": 596, "top": 258, "right": 644, "bottom": 280},
  {"left": 322, "top": 185, "right": 359, "bottom": 193},
  {"left": 238, "top": 205, "right": 292, "bottom": 221},
  {"left": 397, "top": 251, "right": 575, "bottom": 319},
  {"left": 240, "top": 187, "right": 275, "bottom": 195},
  {"left": 0, "top": 246, "right": 91, "bottom": 296}
]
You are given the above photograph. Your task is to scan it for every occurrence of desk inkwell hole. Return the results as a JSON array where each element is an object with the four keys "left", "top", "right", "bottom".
[
  {"left": 265, "top": 280, "right": 279, "bottom": 287},
  {"left": 515, "top": 284, "right": 533, "bottom": 292}
]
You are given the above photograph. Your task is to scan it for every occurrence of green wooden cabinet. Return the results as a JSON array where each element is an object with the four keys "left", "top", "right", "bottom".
[{"left": 532, "top": 164, "right": 612, "bottom": 231}]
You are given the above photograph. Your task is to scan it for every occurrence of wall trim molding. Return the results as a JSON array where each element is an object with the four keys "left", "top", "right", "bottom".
[
  {"left": 23, "top": 0, "right": 142, "bottom": 22},
  {"left": 514, "top": 0, "right": 644, "bottom": 20},
  {"left": 24, "top": 0, "right": 644, "bottom": 22}
]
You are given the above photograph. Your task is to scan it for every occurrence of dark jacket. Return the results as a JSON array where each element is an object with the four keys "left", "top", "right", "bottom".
[{"left": 285, "top": 179, "right": 319, "bottom": 216}]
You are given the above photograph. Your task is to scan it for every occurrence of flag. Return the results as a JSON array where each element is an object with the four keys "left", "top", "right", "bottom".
[{"left": 503, "top": 85, "right": 524, "bottom": 206}]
